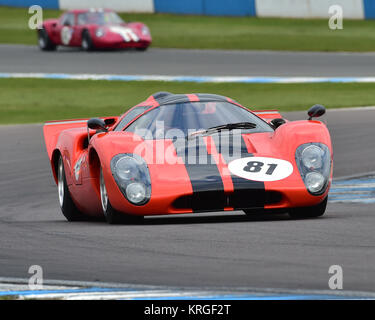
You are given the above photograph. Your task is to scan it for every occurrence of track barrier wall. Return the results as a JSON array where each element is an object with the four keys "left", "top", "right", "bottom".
[{"left": 1, "top": 0, "right": 374, "bottom": 19}]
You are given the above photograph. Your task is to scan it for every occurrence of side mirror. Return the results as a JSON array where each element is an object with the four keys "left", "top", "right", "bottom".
[
  {"left": 104, "top": 118, "right": 117, "bottom": 126},
  {"left": 87, "top": 118, "right": 107, "bottom": 132},
  {"left": 308, "top": 104, "right": 326, "bottom": 120},
  {"left": 270, "top": 118, "right": 286, "bottom": 129}
]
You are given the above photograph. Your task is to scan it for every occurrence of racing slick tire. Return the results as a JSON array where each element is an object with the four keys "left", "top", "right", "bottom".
[
  {"left": 81, "top": 30, "right": 94, "bottom": 51},
  {"left": 100, "top": 168, "right": 144, "bottom": 225},
  {"left": 38, "top": 28, "right": 57, "bottom": 51},
  {"left": 288, "top": 197, "right": 328, "bottom": 219},
  {"left": 57, "top": 155, "right": 86, "bottom": 221}
]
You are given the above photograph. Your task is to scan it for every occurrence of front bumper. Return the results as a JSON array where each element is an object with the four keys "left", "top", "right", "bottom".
[
  {"left": 93, "top": 34, "right": 151, "bottom": 49},
  {"left": 104, "top": 170, "right": 330, "bottom": 216}
]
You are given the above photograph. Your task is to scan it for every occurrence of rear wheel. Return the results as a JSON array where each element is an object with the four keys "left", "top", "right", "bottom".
[
  {"left": 38, "top": 28, "right": 56, "bottom": 51},
  {"left": 81, "top": 30, "right": 94, "bottom": 51},
  {"left": 57, "top": 156, "right": 85, "bottom": 221},
  {"left": 100, "top": 168, "right": 144, "bottom": 224},
  {"left": 288, "top": 197, "right": 328, "bottom": 219}
]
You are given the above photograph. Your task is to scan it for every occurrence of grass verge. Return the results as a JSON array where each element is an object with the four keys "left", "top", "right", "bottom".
[
  {"left": 1, "top": 6, "right": 375, "bottom": 51},
  {"left": 0, "top": 295, "right": 17, "bottom": 300},
  {"left": 1, "top": 78, "right": 375, "bottom": 124}
]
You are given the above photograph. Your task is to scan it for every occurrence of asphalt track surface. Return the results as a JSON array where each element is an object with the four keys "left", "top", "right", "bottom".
[
  {"left": 0, "top": 109, "right": 374, "bottom": 292},
  {"left": 3, "top": 44, "right": 375, "bottom": 76}
]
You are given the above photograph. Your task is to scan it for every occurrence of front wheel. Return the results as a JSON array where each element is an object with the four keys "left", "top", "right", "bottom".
[
  {"left": 81, "top": 31, "right": 94, "bottom": 51},
  {"left": 100, "top": 168, "right": 144, "bottom": 224},
  {"left": 57, "top": 156, "right": 85, "bottom": 221},
  {"left": 288, "top": 197, "right": 328, "bottom": 219},
  {"left": 38, "top": 28, "right": 56, "bottom": 51}
]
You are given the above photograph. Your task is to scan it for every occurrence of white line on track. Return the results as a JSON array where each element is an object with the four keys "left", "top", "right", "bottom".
[
  {"left": 4, "top": 72, "right": 375, "bottom": 84},
  {"left": 1, "top": 277, "right": 374, "bottom": 300}
]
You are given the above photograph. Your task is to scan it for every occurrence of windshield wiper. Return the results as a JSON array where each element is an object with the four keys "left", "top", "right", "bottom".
[{"left": 188, "top": 122, "right": 257, "bottom": 139}]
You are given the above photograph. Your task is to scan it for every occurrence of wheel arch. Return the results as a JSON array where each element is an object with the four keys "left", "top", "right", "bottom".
[
  {"left": 51, "top": 148, "right": 61, "bottom": 184},
  {"left": 81, "top": 28, "right": 89, "bottom": 37},
  {"left": 88, "top": 147, "right": 101, "bottom": 194}
]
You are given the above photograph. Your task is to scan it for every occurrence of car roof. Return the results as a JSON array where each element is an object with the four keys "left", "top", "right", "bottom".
[
  {"left": 67, "top": 8, "right": 114, "bottom": 14},
  {"left": 140, "top": 92, "right": 240, "bottom": 108}
]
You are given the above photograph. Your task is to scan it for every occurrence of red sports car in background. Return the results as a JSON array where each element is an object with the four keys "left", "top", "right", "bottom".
[{"left": 37, "top": 8, "right": 151, "bottom": 51}]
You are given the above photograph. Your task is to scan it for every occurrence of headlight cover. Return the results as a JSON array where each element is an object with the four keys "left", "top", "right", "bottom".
[
  {"left": 111, "top": 154, "right": 151, "bottom": 205},
  {"left": 142, "top": 26, "right": 150, "bottom": 36},
  {"left": 295, "top": 143, "right": 331, "bottom": 195}
]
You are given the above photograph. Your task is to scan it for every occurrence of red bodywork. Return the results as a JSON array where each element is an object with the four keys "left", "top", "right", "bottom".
[
  {"left": 41, "top": 9, "right": 151, "bottom": 50},
  {"left": 43, "top": 94, "right": 333, "bottom": 218}
]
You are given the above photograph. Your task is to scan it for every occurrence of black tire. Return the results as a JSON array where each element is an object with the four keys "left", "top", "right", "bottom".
[
  {"left": 81, "top": 30, "right": 94, "bottom": 51},
  {"left": 288, "top": 197, "right": 328, "bottom": 219},
  {"left": 57, "top": 156, "right": 86, "bottom": 221},
  {"left": 38, "top": 28, "right": 57, "bottom": 51},
  {"left": 99, "top": 168, "right": 144, "bottom": 225}
]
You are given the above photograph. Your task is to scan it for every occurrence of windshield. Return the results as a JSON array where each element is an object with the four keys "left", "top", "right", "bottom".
[
  {"left": 125, "top": 101, "right": 273, "bottom": 139},
  {"left": 77, "top": 12, "right": 124, "bottom": 26}
]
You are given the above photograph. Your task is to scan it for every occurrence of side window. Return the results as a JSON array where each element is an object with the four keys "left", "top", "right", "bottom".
[
  {"left": 114, "top": 106, "right": 151, "bottom": 131},
  {"left": 61, "top": 13, "right": 75, "bottom": 26},
  {"left": 77, "top": 13, "right": 88, "bottom": 26},
  {"left": 125, "top": 108, "right": 161, "bottom": 139}
]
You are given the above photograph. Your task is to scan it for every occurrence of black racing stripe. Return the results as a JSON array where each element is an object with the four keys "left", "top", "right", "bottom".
[
  {"left": 212, "top": 133, "right": 266, "bottom": 209},
  {"left": 230, "top": 135, "right": 266, "bottom": 209},
  {"left": 211, "top": 132, "right": 248, "bottom": 164},
  {"left": 173, "top": 137, "right": 225, "bottom": 212}
]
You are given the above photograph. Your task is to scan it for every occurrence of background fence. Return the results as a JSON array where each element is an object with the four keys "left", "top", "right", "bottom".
[{"left": 1, "top": 0, "right": 375, "bottom": 19}]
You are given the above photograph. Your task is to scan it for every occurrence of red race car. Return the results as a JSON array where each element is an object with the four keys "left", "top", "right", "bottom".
[
  {"left": 43, "top": 92, "right": 332, "bottom": 224},
  {"left": 37, "top": 8, "right": 151, "bottom": 51}
]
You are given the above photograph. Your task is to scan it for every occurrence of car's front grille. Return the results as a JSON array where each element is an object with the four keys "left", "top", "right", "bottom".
[{"left": 172, "top": 191, "right": 282, "bottom": 212}]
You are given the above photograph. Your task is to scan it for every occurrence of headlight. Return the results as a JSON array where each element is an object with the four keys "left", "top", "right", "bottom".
[
  {"left": 295, "top": 143, "right": 331, "bottom": 195},
  {"left": 305, "top": 172, "right": 325, "bottom": 194},
  {"left": 111, "top": 154, "right": 151, "bottom": 205},
  {"left": 126, "top": 183, "right": 147, "bottom": 204},
  {"left": 301, "top": 145, "right": 324, "bottom": 170},
  {"left": 95, "top": 28, "right": 105, "bottom": 37},
  {"left": 141, "top": 26, "right": 150, "bottom": 36}
]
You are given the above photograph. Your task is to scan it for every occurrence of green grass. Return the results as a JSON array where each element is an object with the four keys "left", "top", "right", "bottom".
[
  {"left": 0, "top": 295, "right": 16, "bottom": 300},
  {"left": 1, "top": 78, "right": 375, "bottom": 124},
  {"left": 2, "top": 6, "right": 375, "bottom": 51}
]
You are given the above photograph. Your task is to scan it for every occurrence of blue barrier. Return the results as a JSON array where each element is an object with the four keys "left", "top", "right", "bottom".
[
  {"left": 204, "top": 0, "right": 256, "bottom": 16},
  {"left": 363, "top": 0, "right": 375, "bottom": 18},
  {"left": 154, "top": 0, "right": 203, "bottom": 15},
  {"left": 154, "top": 0, "right": 256, "bottom": 16},
  {"left": 0, "top": 0, "right": 59, "bottom": 9}
]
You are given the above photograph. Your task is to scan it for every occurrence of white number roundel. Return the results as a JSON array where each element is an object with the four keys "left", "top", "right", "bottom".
[
  {"left": 228, "top": 157, "right": 293, "bottom": 182},
  {"left": 61, "top": 26, "right": 73, "bottom": 45}
]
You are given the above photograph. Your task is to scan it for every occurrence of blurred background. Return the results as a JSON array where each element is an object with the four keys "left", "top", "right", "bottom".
[{"left": 1, "top": 0, "right": 375, "bottom": 123}]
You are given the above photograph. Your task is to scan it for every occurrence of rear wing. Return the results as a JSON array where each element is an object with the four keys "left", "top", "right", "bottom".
[
  {"left": 43, "top": 117, "right": 118, "bottom": 160},
  {"left": 43, "top": 119, "right": 90, "bottom": 160},
  {"left": 252, "top": 110, "right": 284, "bottom": 123}
]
